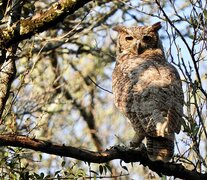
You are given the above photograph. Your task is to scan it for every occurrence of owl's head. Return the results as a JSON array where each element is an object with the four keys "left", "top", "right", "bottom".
[{"left": 113, "top": 22, "right": 163, "bottom": 56}]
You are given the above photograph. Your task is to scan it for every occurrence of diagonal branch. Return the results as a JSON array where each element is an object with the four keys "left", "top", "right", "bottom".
[
  {"left": 0, "top": 0, "right": 92, "bottom": 48},
  {"left": 0, "top": 134, "right": 206, "bottom": 180},
  {"left": 50, "top": 54, "right": 103, "bottom": 152},
  {"left": 0, "top": 0, "right": 92, "bottom": 118},
  {"left": 0, "top": 0, "right": 22, "bottom": 119},
  {"left": 155, "top": 0, "right": 207, "bottom": 98},
  {"left": 0, "top": 59, "right": 16, "bottom": 118}
]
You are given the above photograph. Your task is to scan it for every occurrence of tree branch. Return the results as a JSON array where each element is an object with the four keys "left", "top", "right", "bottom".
[
  {"left": 0, "top": 134, "right": 206, "bottom": 180},
  {"left": 0, "top": 59, "right": 16, "bottom": 118},
  {"left": 0, "top": 0, "right": 22, "bottom": 119},
  {"left": 0, "top": 0, "right": 92, "bottom": 48}
]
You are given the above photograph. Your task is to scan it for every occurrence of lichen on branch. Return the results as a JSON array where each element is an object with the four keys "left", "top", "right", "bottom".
[{"left": 0, "top": 0, "right": 92, "bottom": 48}]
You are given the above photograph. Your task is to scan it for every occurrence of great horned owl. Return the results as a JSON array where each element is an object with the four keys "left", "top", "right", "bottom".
[{"left": 112, "top": 22, "right": 184, "bottom": 162}]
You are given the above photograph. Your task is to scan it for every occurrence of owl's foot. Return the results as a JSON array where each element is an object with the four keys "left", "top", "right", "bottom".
[
  {"left": 130, "top": 141, "right": 139, "bottom": 147},
  {"left": 130, "top": 142, "right": 146, "bottom": 151},
  {"left": 110, "top": 144, "right": 146, "bottom": 153},
  {"left": 110, "top": 144, "right": 129, "bottom": 151},
  {"left": 130, "top": 133, "right": 145, "bottom": 147}
]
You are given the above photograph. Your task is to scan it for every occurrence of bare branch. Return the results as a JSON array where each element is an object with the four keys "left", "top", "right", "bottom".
[
  {"left": 0, "top": 134, "right": 206, "bottom": 180},
  {"left": 155, "top": 0, "right": 207, "bottom": 98}
]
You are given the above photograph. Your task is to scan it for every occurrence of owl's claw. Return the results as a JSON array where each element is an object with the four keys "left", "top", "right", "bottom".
[
  {"left": 130, "top": 141, "right": 139, "bottom": 147},
  {"left": 130, "top": 142, "right": 146, "bottom": 151},
  {"left": 110, "top": 143, "right": 146, "bottom": 153},
  {"left": 110, "top": 144, "right": 129, "bottom": 151}
]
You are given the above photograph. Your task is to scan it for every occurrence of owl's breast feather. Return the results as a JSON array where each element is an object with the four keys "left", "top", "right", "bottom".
[{"left": 112, "top": 57, "right": 183, "bottom": 128}]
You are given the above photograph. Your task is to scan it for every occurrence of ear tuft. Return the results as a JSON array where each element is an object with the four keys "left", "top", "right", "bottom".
[
  {"left": 151, "top": 22, "right": 162, "bottom": 31},
  {"left": 113, "top": 25, "right": 127, "bottom": 32}
]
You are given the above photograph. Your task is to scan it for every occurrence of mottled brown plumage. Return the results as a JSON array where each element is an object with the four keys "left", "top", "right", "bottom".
[{"left": 112, "top": 22, "right": 184, "bottom": 162}]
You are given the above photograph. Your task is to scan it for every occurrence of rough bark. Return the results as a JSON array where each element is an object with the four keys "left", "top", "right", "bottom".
[
  {"left": 0, "top": 0, "right": 92, "bottom": 48},
  {"left": 0, "top": 59, "right": 16, "bottom": 118},
  {"left": 0, "top": 134, "right": 206, "bottom": 180},
  {"left": 0, "top": 0, "right": 92, "bottom": 119}
]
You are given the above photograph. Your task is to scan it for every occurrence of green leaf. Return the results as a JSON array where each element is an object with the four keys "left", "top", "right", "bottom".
[
  {"left": 22, "top": 2, "right": 35, "bottom": 17},
  {"left": 55, "top": 170, "right": 61, "bottom": 176},
  {"left": 76, "top": 169, "right": 86, "bottom": 178},
  {"left": 39, "top": 154, "right": 42, "bottom": 161},
  {"left": 204, "top": 9, "right": 207, "bottom": 19},
  {"left": 103, "top": 165, "right": 107, "bottom": 175},
  {"left": 33, "top": 173, "right": 41, "bottom": 179},
  {"left": 99, "top": 165, "right": 103, "bottom": 175},
  {"left": 7, "top": 147, "right": 15, "bottom": 152},
  {"left": 105, "top": 164, "right": 112, "bottom": 174},
  {"left": 44, "top": 175, "right": 51, "bottom": 179},
  {"left": 120, "top": 160, "right": 128, "bottom": 172},
  {"left": 40, "top": 172, "right": 44, "bottom": 179},
  {"left": 90, "top": 170, "right": 99, "bottom": 175},
  {"left": 61, "top": 161, "right": 66, "bottom": 167},
  {"left": 122, "top": 165, "right": 128, "bottom": 172},
  {"left": 189, "top": 35, "right": 194, "bottom": 39}
]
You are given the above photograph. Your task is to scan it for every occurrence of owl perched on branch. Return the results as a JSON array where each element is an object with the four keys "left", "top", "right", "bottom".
[{"left": 112, "top": 22, "right": 184, "bottom": 162}]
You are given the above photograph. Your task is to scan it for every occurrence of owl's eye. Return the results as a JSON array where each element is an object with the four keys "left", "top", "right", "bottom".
[
  {"left": 142, "top": 35, "right": 152, "bottom": 42},
  {"left": 125, "top": 36, "right": 134, "bottom": 42}
]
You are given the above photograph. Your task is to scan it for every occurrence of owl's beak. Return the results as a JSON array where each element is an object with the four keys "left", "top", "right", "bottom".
[{"left": 136, "top": 40, "right": 142, "bottom": 54}]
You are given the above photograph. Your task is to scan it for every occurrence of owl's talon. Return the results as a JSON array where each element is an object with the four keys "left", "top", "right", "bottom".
[
  {"left": 130, "top": 142, "right": 146, "bottom": 151},
  {"left": 111, "top": 144, "right": 126, "bottom": 149},
  {"left": 110, "top": 145, "right": 130, "bottom": 152},
  {"left": 130, "top": 141, "right": 139, "bottom": 147}
]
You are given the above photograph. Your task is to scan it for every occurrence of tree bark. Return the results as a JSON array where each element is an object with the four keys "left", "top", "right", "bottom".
[
  {"left": 0, "top": 134, "right": 206, "bottom": 180},
  {"left": 0, "top": 0, "right": 92, "bottom": 48}
]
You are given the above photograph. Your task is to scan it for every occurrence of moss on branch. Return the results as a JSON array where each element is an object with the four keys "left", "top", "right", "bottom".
[{"left": 0, "top": 0, "right": 92, "bottom": 48}]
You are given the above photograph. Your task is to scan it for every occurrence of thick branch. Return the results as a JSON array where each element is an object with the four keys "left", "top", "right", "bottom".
[
  {"left": 0, "top": 59, "right": 16, "bottom": 118},
  {"left": 0, "top": 134, "right": 206, "bottom": 179},
  {"left": 0, "top": 0, "right": 92, "bottom": 48},
  {"left": 0, "top": 0, "right": 22, "bottom": 119}
]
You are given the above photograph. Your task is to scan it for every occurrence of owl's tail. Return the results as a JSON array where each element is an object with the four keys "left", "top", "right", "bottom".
[{"left": 146, "top": 136, "right": 174, "bottom": 162}]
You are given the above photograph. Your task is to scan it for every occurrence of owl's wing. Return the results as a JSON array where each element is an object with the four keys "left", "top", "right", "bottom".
[{"left": 131, "top": 62, "right": 184, "bottom": 138}]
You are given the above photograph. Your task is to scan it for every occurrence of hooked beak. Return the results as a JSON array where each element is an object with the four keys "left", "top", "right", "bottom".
[{"left": 136, "top": 40, "right": 142, "bottom": 54}]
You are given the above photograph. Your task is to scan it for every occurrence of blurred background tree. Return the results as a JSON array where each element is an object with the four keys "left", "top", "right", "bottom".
[{"left": 0, "top": 0, "right": 206, "bottom": 179}]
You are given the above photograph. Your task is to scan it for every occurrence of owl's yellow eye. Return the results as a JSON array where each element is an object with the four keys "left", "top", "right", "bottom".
[
  {"left": 142, "top": 35, "right": 152, "bottom": 42},
  {"left": 125, "top": 36, "right": 134, "bottom": 42}
]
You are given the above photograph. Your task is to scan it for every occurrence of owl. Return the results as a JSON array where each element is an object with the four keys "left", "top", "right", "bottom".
[{"left": 112, "top": 22, "right": 184, "bottom": 162}]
